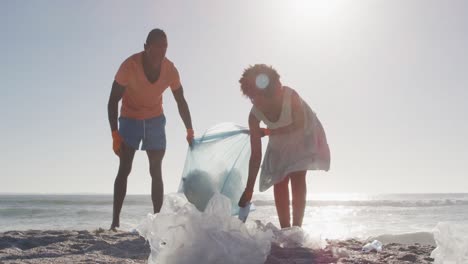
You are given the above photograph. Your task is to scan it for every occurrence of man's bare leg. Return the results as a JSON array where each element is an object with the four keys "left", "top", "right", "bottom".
[
  {"left": 110, "top": 143, "right": 136, "bottom": 231},
  {"left": 147, "top": 149, "right": 165, "bottom": 213}
]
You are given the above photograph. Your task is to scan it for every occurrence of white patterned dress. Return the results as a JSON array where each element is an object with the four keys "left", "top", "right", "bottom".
[{"left": 251, "top": 86, "right": 330, "bottom": 191}]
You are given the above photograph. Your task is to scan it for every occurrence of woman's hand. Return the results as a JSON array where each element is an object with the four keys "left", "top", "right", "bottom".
[
  {"left": 238, "top": 189, "right": 253, "bottom": 207},
  {"left": 260, "top": 128, "right": 271, "bottom": 137}
]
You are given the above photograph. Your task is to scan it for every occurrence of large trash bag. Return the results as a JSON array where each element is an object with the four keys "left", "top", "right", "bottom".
[{"left": 178, "top": 123, "right": 250, "bottom": 215}]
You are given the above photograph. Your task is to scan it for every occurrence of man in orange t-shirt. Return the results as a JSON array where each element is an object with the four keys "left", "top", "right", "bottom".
[{"left": 107, "top": 28, "right": 194, "bottom": 231}]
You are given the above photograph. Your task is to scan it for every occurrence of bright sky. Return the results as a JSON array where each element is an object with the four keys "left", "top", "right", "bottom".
[{"left": 1, "top": 0, "right": 467, "bottom": 195}]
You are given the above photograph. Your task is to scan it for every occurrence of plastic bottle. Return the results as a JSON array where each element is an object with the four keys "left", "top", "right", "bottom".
[
  {"left": 362, "top": 240, "right": 383, "bottom": 252},
  {"left": 238, "top": 202, "right": 252, "bottom": 223}
]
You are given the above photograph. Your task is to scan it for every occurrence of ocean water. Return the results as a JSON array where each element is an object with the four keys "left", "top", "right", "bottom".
[
  {"left": 1, "top": 193, "right": 468, "bottom": 245},
  {"left": 252, "top": 193, "right": 468, "bottom": 244}
]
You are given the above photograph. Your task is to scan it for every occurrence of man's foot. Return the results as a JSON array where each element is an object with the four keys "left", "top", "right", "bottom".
[{"left": 109, "top": 222, "right": 119, "bottom": 232}]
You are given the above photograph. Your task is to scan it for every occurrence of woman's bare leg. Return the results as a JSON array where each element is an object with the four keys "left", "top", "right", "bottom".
[
  {"left": 290, "top": 171, "right": 307, "bottom": 227},
  {"left": 274, "top": 176, "right": 291, "bottom": 228}
]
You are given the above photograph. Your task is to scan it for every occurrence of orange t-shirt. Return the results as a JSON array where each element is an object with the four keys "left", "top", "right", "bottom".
[{"left": 115, "top": 52, "right": 182, "bottom": 119}]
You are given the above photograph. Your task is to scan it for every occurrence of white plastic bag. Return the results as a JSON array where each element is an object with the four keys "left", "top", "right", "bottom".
[
  {"left": 431, "top": 222, "right": 468, "bottom": 264},
  {"left": 137, "top": 192, "right": 273, "bottom": 264}
]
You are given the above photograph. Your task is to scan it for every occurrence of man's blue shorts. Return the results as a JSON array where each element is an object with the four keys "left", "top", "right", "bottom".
[{"left": 118, "top": 115, "right": 166, "bottom": 151}]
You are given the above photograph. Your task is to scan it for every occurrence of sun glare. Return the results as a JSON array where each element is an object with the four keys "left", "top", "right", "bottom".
[{"left": 281, "top": 0, "right": 343, "bottom": 25}]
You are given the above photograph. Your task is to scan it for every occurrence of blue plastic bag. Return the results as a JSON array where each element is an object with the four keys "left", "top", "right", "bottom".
[{"left": 178, "top": 123, "right": 250, "bottom": 215}]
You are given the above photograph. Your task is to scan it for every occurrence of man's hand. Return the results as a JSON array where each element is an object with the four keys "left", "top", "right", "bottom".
[
  {"left": 112, "top": 130, "right": 123, "bottom": 156},
  {"left": 238, "top": 189, "right": 253, "bottom": 207},
  {"left": 186, "top": 128, "right": 194, "bottom": 146}
]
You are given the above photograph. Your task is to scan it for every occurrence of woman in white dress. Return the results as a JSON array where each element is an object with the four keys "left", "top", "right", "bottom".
[{"left": 238, "top": 64, "right": 330, "bottom": 228}]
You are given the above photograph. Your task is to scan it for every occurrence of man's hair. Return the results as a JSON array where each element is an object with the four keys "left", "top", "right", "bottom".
[
  {"left": 146, "top": 28, "right": 167, "bottom": 44},
  {"left": 239, "top": 64, "right": 280, "bottom": 98}
]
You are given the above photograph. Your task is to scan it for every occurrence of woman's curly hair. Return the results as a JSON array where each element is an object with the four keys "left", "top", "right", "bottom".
[{"left": 239, "top": 64, "right": 280, "bottom": 98}]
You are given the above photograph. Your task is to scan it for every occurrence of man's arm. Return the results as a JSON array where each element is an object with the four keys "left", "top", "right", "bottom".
[
  {"left": 172, "top": 86, "right": 193, "bottom": 130},
  {"left": 107, "top": 81, "right": 125, "bottom": 132}
]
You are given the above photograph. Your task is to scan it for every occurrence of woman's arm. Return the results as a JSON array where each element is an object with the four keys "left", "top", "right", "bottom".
[{"left": 238, "top": 113, "right": 262, "bottom": 207}]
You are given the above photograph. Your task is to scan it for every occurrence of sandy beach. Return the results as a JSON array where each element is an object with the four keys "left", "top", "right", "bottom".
[{"left": 0, "top": 229, "right": 435, "bottom": 264}]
